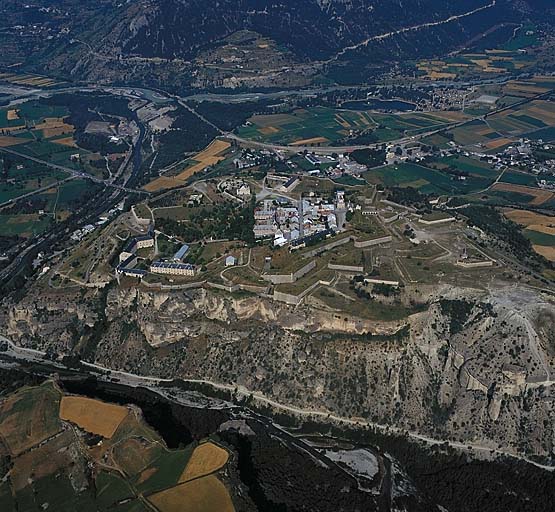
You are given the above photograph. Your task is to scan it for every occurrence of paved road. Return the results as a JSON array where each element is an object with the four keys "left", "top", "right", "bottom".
[
  {"left": 0, "top": 176, "right": 75, "bottom": 208},
  {"left": 0, "top": 147, "right": 149, "bottom": 197}
]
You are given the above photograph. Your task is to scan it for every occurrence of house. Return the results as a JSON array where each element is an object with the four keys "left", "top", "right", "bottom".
[{"left": 225, "top": 255, "right": 237, "bottom": 267}]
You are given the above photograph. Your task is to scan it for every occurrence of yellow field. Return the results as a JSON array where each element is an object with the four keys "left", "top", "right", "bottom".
[
  {"left": 504, "top": 209, "right": 555, "bottom": 228},
  {"left": 429, "top": 71, "right": 457, "bottom": 80},
  {"left": 175, "top": 139, "right": 230, "bottom": 180},
  {"left": 291, "top": 136, "right": 329, "bottom": 146},
  {"left": 335, "top": 114, "right": 351, "bottom": 129},
  {"left": 36, "top": 117, "right": 74, "bottom": 138},
  {"left": 0, "top": 136, "right": 26, "bottom": 147},
  {"left": 144, "top": 139, "right": 231, "bottom": 192},
  {"left": 485, "top": 138, "right": 513, "bottom": 150},
  {"left": 148, "top": 475, "right": 235, "bottom": 512},
  {"left": 504, "top": 209, "right": 555, "bottom": 260},
  {"left": 476, "top": 126, "right": 495, "bottom": 136},
  {"left": 0, "top": 73, "right": 60, "bottom": 88},
  {"left": 59, "top": 396, "right": 129, "bottom": 438},
  {"left": 179, "top": 442, "right": 229, "bottom": 483},
  {"left": 7, "top": 109, "right": 19, "bottom": 121},
  {"left": 143, "top": 176, "right": 184, "bottom": 192},
  {"left": 526, "top": 102, "right": 555, "bottom": 124},
  {"left": 533, "top": 245, "right": 555, "bottom": 262},
  {"left": 176, "top": 156, "right": 222, "bottom": 181},
  {"left": 260, "top": 126, "right": 279, "bottom": 134},
  {"left": 52, "top": 136, "right": 77, "bottom": 147}
]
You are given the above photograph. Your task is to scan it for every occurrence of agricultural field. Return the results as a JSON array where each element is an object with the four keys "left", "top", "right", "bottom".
[
  {"left": 489, "top": 182, "right": 554, "bottom": 206},
  {"left": 0, "top": 98, "right": 110, "bottom": 217},
  {"left": 59, "top": 396, "right": 129, "bottom": 438},
  {"left": 235, "top": 106, "right": 462, "bottom": 146},
  {"left": 0, "top": 95, "right": 132, "bottom": 187},
  {"left": 363, "top": 162, "right": 492, "bottom": 195},
  {"left": 144, "top": 139, "right": 231, "bottom": 192},
  {"left": 0, "top": 156, "right": 67, "bottom": 204},
  {"left": 148, "top": 475, "right": 235, "bottom": 512},
  {"left": 0, "top": 177, "right": 102, "bottom": 239},
  {"left": 180, "top": 442, "right": 230, "bottom": 482},
  {"left": 0, "top": 212, "right": 52, "bottom": 238},
  {"left": 431, "top": 119, "right": 516, "bottom": 152},
  {"left": 504, "top": 208, "right": 555, "bottom": 261},
  {"left": 0, "top": 382, "right": 62, "bottom": 456},
  {"left": 0, "top": 72, "right": 63, "bottom": 88},
  {"left": 416, "top": 25, "right": 539, "bottom": 81},
  {"left": 426, "top": 155, "right": 500, "bottom": 179},
  {"left": 0, "top": 382, "right": 237, "bottom": 511},
  {"left": 486, "top": 99, "right": 555, "bottom": 141},
  {"left": 417, "top": 50, "right": 536, "bottom": 80}
]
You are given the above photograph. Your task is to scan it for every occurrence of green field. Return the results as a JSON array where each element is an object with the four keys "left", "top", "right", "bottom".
[
  {"left": 95, "top": 472, "right": 135, "bottom": 509},
  {"left": 134, "top": 445, "right": 195, "bottom": 495},
  {"left": 363, "top": 162, "right": 492, "bottom": 195},
  {"left": 236, "top": 106, "right": 459, "bottom": 146},
  {"left": 524, "top": 229, "right": 555, "bottom": 246},
  {"left": 526, "top": 126, "right": 555, "bottom": 142},
  {"left": 0, "top": 159, "right": 67, "bottom": 203},
  {"left": 0, "top": 178, "right": 95, "bottom": 237},
  {"left": 428, "top": 155, "right": 500, "bottom": 178},
  {"left": 0, "top": 213, "right": 52, "bottom": 237},
  {"left": 500, "top": 171, "right": 538, "bottom": 187}
]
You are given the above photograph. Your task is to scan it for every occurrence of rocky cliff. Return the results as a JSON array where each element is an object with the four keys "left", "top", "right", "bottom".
[{"left": 4, "top": 281, "right": 555, "bottom": 461}]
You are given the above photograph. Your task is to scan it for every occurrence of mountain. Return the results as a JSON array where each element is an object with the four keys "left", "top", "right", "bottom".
[{"left": 1, "top": 0, "right": 553, "bottom": 89}]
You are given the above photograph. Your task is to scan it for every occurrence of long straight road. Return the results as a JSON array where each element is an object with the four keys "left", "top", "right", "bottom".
[{"left": 0, "top": 146, "right": 149, "bottom": 196}]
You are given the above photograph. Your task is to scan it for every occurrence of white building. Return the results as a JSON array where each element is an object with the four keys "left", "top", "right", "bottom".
[{"left": 150, "top": 262, "right": 196, "bottom": 276}]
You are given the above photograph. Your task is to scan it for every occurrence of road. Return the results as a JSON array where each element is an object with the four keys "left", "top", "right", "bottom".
[
  {"left": 0, "top": 146, "right": 149, "bottom": 198},
  {"left": 0, "top": 333, "right": 553, "bottom": 473},
  {"left": 0, "top": 176, "right": 75, "bottom": 208}
]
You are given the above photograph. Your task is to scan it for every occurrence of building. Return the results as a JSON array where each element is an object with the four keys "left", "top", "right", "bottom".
[
  {"left": 150, "top": 261, "right": 196, "bottom": 276},
  {"left": 225, "top": 255, "right": 237, "bottom": 267},
  {"left": 124, "top": 233, "right": 154, "bottom": 254},
  {"left": 116, "top": 254, "right": 147, "bottom": 279},
  {"left": 281, "top": 176, "right": 300, "bottom": 192},
  {"left": 135, "top": 234, "right": 155, "bottom": 249},
  {"left": 173, "top": 244, "right": 190, "bottom": 262},
  {"left": 117, "top": 267, "right": 147, "bottom": 278},
  {"left": 236, "top": 184, "right": 251, "bottom": 197}
]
